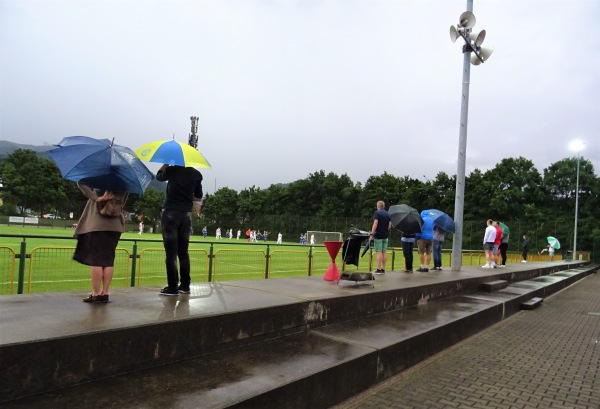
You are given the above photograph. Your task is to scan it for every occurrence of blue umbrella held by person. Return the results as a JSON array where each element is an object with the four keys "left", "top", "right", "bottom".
[{"left": 47, "top": 136, "right": 154, "bottom": 195}]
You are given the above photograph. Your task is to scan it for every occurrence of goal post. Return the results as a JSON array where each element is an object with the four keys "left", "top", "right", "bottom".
[{"left": 306, "top": 231, "right": 343, "bottom": 245}]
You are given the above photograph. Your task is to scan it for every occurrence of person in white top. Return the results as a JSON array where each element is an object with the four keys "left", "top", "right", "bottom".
[
  {"left": 277, "top": 232, "right": 283, "bottom": 244},
  {"left": 216, "top": 227, "right": 221, "bottom": 239},
  {"left": 237, "top": 229, "right": 241, "bottom": 239},
  {"left": 310, "top": 234, "right": 315, "bottom": 245},
  {"left": 482, "top": 219, "right": 497, "bottom": 268},
  {"left": 138, "top": 221, "right": 144, "bottom": 235}
]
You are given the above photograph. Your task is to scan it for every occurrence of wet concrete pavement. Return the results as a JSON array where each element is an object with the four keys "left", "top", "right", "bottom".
[{"left": 332, "top": 270, "right": 600, "bottom": 409}]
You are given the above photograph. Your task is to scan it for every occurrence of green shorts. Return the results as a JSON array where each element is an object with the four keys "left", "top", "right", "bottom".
[{"left": 373, "top": 238, "right": 388, "bottom": 252}]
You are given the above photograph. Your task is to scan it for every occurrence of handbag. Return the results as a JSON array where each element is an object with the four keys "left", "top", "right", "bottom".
[{"left": 97, "top": 194, "right": 127, "bottom": 217}]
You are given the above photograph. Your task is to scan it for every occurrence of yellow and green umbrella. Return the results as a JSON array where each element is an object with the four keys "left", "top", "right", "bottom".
[{"left": 135, "top": 140, "right": 211, "bottom": 168}]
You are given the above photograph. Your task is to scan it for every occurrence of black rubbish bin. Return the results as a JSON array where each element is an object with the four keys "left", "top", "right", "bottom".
[{"left": 565, "top": 250, "right": 573, "bottom": 261}]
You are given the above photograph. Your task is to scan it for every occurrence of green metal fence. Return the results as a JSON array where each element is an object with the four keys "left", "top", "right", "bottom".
[{"left": 0, "top": 234, "right": 591, "bottom": 295}]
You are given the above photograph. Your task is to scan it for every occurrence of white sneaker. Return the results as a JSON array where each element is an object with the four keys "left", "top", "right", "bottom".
[
  {"left": 482, "top": 264, "right": 490, "bottom": 268},
  {"left": 498, "top": 265, "right": 506, "bottom": 268},
  {"left": 521, "top": 260, "right": 527, "bottom": 263}
]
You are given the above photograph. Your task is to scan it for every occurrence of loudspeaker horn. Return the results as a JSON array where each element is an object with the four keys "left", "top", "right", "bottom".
[
  {"left": 459, "top": 11, "right": 476, "bottom": 29},
  {"left": 449, "top": 26, "right": 459, "bottom": 43},
  {"left": 470, "top": 46, "right": 494, "bottom": 65},
  {"left": 469, "top": 30, "right": 486, "bottom": 47}
]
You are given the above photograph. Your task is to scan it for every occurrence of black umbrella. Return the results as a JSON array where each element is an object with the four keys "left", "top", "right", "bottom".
[{"left": 389, "top": 204, "right": 423, "bottom": 234}]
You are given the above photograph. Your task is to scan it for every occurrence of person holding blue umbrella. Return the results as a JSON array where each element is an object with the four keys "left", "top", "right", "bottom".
[{"left": 73, "top": 181, "right": 128, "bottom": 303}]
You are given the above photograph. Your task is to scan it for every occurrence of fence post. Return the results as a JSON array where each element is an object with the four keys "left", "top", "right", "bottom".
[
  {"left": 17, "top": 239, "right": 27, "bottom": 294},
  {"left": 208, "top": 243, "right": 214, "bottom": 282},
  {"left": 130, "top": 241, "right": 138, "bottom": 287},
  {"left": 264, "top": 245, "right": 270, "bottom": 279}
]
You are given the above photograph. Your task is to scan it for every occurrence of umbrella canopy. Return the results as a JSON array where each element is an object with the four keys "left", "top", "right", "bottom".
[
  {"left": 420, "top": 209, "right": 455, "bottom": 233},
  {"left": 47, "top": 136, "right": 154, "bottom": 195},
  {"left": 547, "top": 236, "right": 561, "bottom": 249},
  {"left": 135, "top": 139, "right": 211, "bottom": 168},
  {"left": 499, "top": 222, "right": 510, "bottom": 236},
  {"left": 389, "top": 204, "right": 423, "bottom": 234}
]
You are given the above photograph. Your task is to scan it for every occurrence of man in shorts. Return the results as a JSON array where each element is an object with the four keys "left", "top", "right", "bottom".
[
  {"left": 369, "top": 200, "right": 392, "bottom": 274},
  {"left": 417, "top": 213, "right": 434, "bottom": 272},
  {"left": 492, "top": 221, "right": 503, "bottom": 268},
  {"left": 482, "top": 219, "right": 497, "bottom": 268}
]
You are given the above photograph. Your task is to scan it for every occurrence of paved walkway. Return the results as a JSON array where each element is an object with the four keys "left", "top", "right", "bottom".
[{"left": 333, "top": 271, "right": 600, "bottom": 409}]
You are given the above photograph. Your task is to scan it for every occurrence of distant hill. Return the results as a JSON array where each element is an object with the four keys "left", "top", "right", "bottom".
[
  {"left": 0, "top": 140, "right": 54, "bottom": 159},
  {"left": 0, "top": 140, "right": 166, "bottom": 192}
]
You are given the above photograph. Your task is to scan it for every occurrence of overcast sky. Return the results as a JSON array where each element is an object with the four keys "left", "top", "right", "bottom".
[{"left": 1, "top": 0, "right": 598, "bottom": 194}]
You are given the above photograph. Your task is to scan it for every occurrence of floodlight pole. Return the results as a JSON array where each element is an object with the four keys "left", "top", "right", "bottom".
[
  {"left": 451, "top": 0, "right": 474, "bottom": 271},
  {"left": 573, "top": 150, "right": 580, "bottom": 260}
]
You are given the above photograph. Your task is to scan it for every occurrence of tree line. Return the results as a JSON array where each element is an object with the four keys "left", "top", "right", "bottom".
[{"left": 1, "top": 149, "right": 598, "bottom": 255}]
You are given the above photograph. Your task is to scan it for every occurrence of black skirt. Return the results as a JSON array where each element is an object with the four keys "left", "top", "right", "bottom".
[{"left": 73, "top": 231, "right": 121, "bottom": 267}]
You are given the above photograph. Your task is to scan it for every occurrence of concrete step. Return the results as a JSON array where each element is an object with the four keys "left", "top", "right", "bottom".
[
  {"left": 2, "top": 265, "right": 596, "bottom": 409},
  {"left": 521, "top": 297, "right": 544, "bottom": 310}
]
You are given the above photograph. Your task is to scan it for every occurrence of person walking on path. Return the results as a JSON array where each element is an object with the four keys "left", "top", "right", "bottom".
[
  {"left": 401, "top": 232, "right": 417, "bottom": 273},
  {"left": 521, "top": 234, "right": 529, "bottom": 262},
  {"left": 370, "top": 200, "right": 392, "bottom": 275},
  {"left": 138, "top": 221, "right": 144, "bottom": 235},
  {"left": 416, "top": 214, "right": 434, "bottom": 272},
  {"left": 432, "top": 226, "right": 445, "bottom": 271},
  {"left": 156, "top": 164, "right": 203, "bottom": 296},
  {"left": 482, "top": 219, "right": 497, "bottom": 268},
  {"left": 499, "top": 222, "right": 509, "bottom": 266},
  {"left": 73, "top": 181, "right": 128, "bottom": 303}
]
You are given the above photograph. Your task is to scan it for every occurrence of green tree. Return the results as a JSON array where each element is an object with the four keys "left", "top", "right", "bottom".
[
  {"left": 202, "top": 187, "right": 239, "bottom": 227},
  {"left": 0, "top": 149, "right": 67, "bottom": 215},
  {"left": 131, "top": 188, "right": 164, "bottom": 225}
]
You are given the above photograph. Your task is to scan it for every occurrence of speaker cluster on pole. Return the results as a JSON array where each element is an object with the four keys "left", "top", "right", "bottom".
[{"left": 449, "top": 11, "right": 493, "bottom": 65}]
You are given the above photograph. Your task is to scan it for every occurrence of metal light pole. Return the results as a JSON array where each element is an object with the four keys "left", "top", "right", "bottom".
[
  {"left": 449, "top": 0, "right": 493, "bottom": 271},
  {"left": 570, "top": 140, "right": 585, "bottom": 260}
]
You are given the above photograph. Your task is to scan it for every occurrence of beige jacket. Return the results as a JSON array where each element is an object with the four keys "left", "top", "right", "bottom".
[{"left": 74, "top": 183, "right": 127, "bottom": 236}]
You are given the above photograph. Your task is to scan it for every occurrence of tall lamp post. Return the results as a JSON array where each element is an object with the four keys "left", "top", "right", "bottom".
[
  {"left": 569, "top": 140, "right": 585, "bottom": 260},
  {"left": 449, "top": 0, "right": 493, "bottom": 271}
]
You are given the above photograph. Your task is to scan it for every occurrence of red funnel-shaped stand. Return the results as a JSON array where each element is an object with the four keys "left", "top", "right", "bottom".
[{"left": 323, "top": 241, "right": 343, "bottom": 281}]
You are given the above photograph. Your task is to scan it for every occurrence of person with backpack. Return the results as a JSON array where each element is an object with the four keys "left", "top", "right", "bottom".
[{"left": 73, "top": 181, "right": 128, "bottom": 303}]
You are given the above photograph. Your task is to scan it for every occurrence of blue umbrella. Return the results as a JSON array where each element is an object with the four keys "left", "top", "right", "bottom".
[
  {"left": 47, "top": 136, "right": 154, "bottom": 195},
  {"left": 420, "top": 209, "right": 455, "bottom": 233}
]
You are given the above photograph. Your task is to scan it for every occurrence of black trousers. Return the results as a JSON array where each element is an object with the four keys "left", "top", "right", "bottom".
[
  {"left": 500, "top": 242, "right": 508, "bottom": 265},
  {"left": 161, "top": 209, "right": 192, "bottom": 289},
  {"left": 402, "top": 241, "right": 414, "bottom": 271}
]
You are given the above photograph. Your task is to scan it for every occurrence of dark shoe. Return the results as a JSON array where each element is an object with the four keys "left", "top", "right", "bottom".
[
  {"left": 177, "top": 285, "right": 191, "bottom": 294},
  {"left": 160, "top": 287, "right": 179, "bottom": 296},
  {"left": 416, "top": 268, "right": 427, "bottom": 272},
  {"left": 373, "top": 269, "right": 385, "bottom": 275},
  {"left": 404, "top": 270, "right": 413, "bottom": 273},
  {"left": 97, "top": 294, "right": 109, "bottom": 303},
  {"left": 83, "top": 294, "right": 100, "bottom": 303}
]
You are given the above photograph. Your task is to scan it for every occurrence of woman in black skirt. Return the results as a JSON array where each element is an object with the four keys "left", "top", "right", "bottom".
[{"left": 73, "top": 181, "right": 127, "bottom": 303}]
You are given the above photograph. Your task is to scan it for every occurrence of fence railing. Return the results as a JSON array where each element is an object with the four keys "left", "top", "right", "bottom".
[{"left": 0, "top": 234, "right": 590, "bottom": 295}]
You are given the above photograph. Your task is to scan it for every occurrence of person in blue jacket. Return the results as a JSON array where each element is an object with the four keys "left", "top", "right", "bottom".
[{"left": 417, "top": 213, "right": 434, "bottom": 272}]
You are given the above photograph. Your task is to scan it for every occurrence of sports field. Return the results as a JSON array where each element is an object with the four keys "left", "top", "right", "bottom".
[
  {"left": 0, "top": 225, "right": 349, "bottom": 294},
  {"left": 0, "top": 225, "right": 537, "bottom": 295}
]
